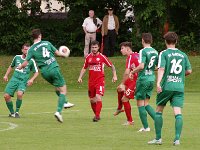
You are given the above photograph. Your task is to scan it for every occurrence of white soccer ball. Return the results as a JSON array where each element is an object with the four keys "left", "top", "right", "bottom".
[{"left": 59, "top": 46, "right": 70, "bottom": 57}]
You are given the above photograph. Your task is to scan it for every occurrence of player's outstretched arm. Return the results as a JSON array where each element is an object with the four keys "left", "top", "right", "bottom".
[
  {"left": 185, "top": 69, "right": 192, "bottom": 76},
  {"left": 78, "top": 68, "right": 86, "bottom": 83},
  {"left": 131, "top": 63, "right": 144, "bottom": 74},
  {"left": 55, "top": 50, "right": 65, "bottom": 57},
  {"left": 111, "top": 64, "right": 117, "bottom": 83},
  {"left": 27, "top": 72, "right": 39, "bottom": 86},
  {"left": 18, "top": 60, "right": 29, "bottom": 70},
  {"left": 3, "top": 66, "right": 12, "bottom": 82}
]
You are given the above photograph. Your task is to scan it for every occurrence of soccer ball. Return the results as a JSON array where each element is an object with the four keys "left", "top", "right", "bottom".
[{"left": 59, "top": 46, "right": 70, "bottom": 57}]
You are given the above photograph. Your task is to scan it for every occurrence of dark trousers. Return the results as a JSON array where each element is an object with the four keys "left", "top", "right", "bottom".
[{"left": 103, "top": 30, "right": 117, "bottom": 57}]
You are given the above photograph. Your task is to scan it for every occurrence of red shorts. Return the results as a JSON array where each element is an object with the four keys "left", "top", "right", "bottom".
[
  {"left": 124, "top": 78, "right": 136, "bottom": 99},
  {"left": 88, "top": 81, "right": 105, "bottom": 98}
]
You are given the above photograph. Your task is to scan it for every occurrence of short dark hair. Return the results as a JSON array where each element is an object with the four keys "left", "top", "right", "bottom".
[
  {"left": 31, "top": 29, "right": 41, "bottom": 39},
  {"left": 164, "top": 32, "right": 178, "bottom": 44},
  {"left": 142, "top": 33, "right": 153, "bottom": 44},
  {"left": 22, "top": 43, "right": 30, "bottom": 49},
  {"left": 90, "top": 40, "right": 100, "bottom": 46},
  {"left": 120, "top": 41, "right": 132, "bottom": 49}
]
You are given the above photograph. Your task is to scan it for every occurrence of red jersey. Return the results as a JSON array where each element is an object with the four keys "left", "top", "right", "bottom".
[
  {"left": 83, "top": 52, "right": 112, "bottom": 84},
  {"left": 126, "top": 52, "right": 139, "bottom": 80}
]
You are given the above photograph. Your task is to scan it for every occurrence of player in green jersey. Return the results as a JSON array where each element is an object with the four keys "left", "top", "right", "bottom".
[
  {"left": 3, "top": 43, "right": 39, "bottom": 118},
  {"left": 130, "top": 33, "right": 158, "bottom": 132},
  {"left": 18, "top": 29, "right": 70, "bottom": 123},
  {"left": 148, "top": 32, "right": 192, "bottom": 145}
]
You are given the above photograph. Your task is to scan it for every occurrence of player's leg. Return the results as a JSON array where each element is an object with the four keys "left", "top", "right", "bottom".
[
  {"left": 122, "top": 96, "right": 133, "bottom": 125},
  {"left": 15, "top": 90, "right": 23, "bottom": 118},
  {"left": 144, "top": 98, "right": 155, "bottom": 120},
  {"left": 171, "top": 91, "right": 184, "bottom": 145},
  {"left": 94, "top": 94, "right": 102, "bottom": 121},
  {"left": 113, "top": 85, "right": 124, "bottom": 116},
  {"left": 55, "top": 88, "right": 74, "bottom": 109},
  {"left": 4, "top": 80, "right": 17, "bottom": 117},
  {"left": 148, "top": 105, "right": 164, "bottom": 145},
  {"left": 88, "top": 84, "right": 97, "bottom": 118},
  {"left": 4, "top": 93, "right": 15, "bottom": 117},
  {"left": 144, "top": 81, "right": 155, "bottom": 120}
]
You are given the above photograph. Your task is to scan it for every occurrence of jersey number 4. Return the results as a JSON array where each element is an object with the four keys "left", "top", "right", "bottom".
[
  {"left": 42, "top": 47, "right": 50, "bottom": 58},
  {"left": 170, "top": 59, "right": 182, "bottom": 74}
]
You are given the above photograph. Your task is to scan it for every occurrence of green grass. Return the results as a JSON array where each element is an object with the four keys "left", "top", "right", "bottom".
[{"left": 0, "top": 56, "right": 199, "bottom": 150}]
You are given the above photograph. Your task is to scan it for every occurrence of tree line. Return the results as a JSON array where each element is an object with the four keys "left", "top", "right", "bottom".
[{"left": 0, "top": 0, "right": 199, "bottom": 55}]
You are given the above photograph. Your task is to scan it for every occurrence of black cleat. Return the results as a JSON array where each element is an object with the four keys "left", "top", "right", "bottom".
[{"left": 93, "top": 116, "right": 100, "bottom": 122}]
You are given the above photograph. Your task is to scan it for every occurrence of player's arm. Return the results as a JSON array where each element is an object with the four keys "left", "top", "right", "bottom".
[
  {"left": 77, "top": 68, "right": 87, "bottom": 83},
  {"left": 54, "top": 50, "right": 65, "bottom": 57},
  {"left": 157, "top": 68, "right": 165, "bottom": 93},
  {"left": 111, "top": 64, "right": 117, "bottom": 83},
  {"left": 3, "top": 66, "right": 12, "bottom": 82},
  {"left": 131, "top": 63, "right": 144, "bottom": 74},
  {"left": 27, "top": 72, "right": 39, "bottom": 86},
  {"left": 17, "top": 60, "right": 29, "bottom": 70},
  {"left": 185, "top": 69, "right": 192, "bottom": 76}
]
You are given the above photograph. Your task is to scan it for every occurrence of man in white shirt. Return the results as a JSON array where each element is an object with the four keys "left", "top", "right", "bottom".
[
  {"left": 82, "top": 10, "right": 102, "bottom": 57},
  {"left": 102, "top": 7, "right": 119, "bottom": 57}
]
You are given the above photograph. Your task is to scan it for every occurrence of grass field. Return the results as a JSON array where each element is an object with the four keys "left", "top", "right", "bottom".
[{"left": 0, "top": 56, "right": 199, "bottom": 150}]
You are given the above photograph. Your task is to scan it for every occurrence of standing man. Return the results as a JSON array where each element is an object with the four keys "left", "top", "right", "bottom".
[
  {"left": 82, "top": 10, "right": 102, "bottom": 57},
  {"left": 3, "top": 43, "right": 39, "bottom": 118},
  {"left": 78, "top": 40, "right": 117, "bottom": 122},
  {"left": 130, "top": 33, "right": 158, "bottom": 132},
  {"left": 148, "top": 32, "right": 192, "bottom": 145},
  {"left": 18, "top": 29, "right": 68, "bottom": 123},
  {"left": 114, "top": 42, "right": 139, "bottom": 126},
  {"left": 102, "top": 7, "right": 119, "bottom": 57}
]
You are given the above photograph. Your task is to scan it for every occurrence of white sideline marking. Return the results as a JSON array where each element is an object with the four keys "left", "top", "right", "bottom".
[
  {"left": 0, "top": 122, "right": 18, "bottom": 132},
  {"left": 27, "top": 109, "right": 80, "bottom": 115}
]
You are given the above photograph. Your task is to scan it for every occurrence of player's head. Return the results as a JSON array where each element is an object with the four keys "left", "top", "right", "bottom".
[
  {"left": 90, "top": 40, "right": 100, "bottom": 54},
  {"left": 22, "top": 43, "right": 30, "bottom": 55},
  {"left": 164, "top": 32, "right": 178, "bottom": 45},
  {"left": 107, "top": 7, "right": 114, "bottom": 15},
  {"left": 31, "top": 29, "right": 42, "bottom": 40},
  {"left": 89, "top": 10, "right": 94, "bottom": 18},
  {"left": 142, "top": 33, "right": 153, "bottom": 45},
  {"left": 120, "top": 41, "right": 132, "bottom": 55}
]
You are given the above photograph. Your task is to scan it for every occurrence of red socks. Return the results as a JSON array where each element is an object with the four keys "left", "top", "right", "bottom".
[
  {"left": 90, "top": 102, "right": 96, "bottom": 114},
  {"left": 117, "top": 91, "right": 124, "bottom": 110},
  {"left": 96, "top": 101, "right": 102, "bottom": 118},
  {"left": 123, "top": 101, "right": 133, "bottom": 122}
]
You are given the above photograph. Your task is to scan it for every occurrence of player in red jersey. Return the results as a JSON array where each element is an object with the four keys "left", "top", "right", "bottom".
[
  {"left": 113, "top": 41, "right": 139, "bottom": 126},
  {"left": 78, "top": 40, "right": 117, "bottom": 122}
]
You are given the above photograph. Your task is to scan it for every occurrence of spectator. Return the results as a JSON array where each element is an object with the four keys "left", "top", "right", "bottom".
[
  {"left": 102, "top": 7, "right": 119, "bottom": 57},
  {"left": 82, "top": 10, "right": 102, "bottom": 57}
]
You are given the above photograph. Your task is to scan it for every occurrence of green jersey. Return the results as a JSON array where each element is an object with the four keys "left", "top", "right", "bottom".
[
  {"left": 26, "top": 41, "right": 59, "bottom": 72},
  {"left": 138, "top": 47, "right": 158, "bottom": 82},
  {"left": 11, "top": 55, "right": 38, "bottom": 81},
  {"left": 158, "top": 48, "right": 192, "bottom": 92}
]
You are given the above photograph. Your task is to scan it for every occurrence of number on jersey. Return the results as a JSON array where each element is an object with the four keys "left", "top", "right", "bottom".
[{"left": 42, "top": 47, "right": 50, "bottom": 58}]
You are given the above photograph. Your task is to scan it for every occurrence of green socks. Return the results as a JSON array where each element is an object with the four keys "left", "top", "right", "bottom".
[
  {"left": 16, "top": 99, "right": 22, "bottom": 113},
  {"left": 57, "top": 94, "right": 66, "bottom": 113},
  {"left": 145, "top": 105, "right": 155, "bottom": 120},
  {"left": 56, "top": 91, "right": 68, "bottom": 103},
  {"left": 175, "top": 114, "right": 183, "bottom": 141},
  {"left": 155, "top": 112, "right": 163, "bottom": 140},
  {"left": 6, "top": 101, "right": 14, "bottom": 114},
  {"left": 138, "top": 106, "right": 148, "bottom": 128}
]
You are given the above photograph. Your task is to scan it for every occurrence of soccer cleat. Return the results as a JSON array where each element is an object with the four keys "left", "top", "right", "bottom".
[
  {"left": 122, "top": 121, "right": 134, "bottom": 126},
  {"left": 173, "top": 140, "right": 180, "bottom": 146},
  {"left": 8, "top": 113, "right": 15, "bottom": 118},
  {"left": 15, "top": 112, "right": 20, "bottom": 118},
  {"left": 54, "top": 112, "right": 63, "bottom": 123},
  {"left": 113, "top": 109, "right": 124, "bottom": 116},
  {"left": 138, "top": 127, "right": 150, "bottom": 132},
  {"left": 93, "top": 116, "right": 100, "bottom": 122},
  {"left": 148, "top": 139, "right": 162, "bottom": 145},
  {"left": 64, "top": 102, "right": 75, "bottom": 109}
]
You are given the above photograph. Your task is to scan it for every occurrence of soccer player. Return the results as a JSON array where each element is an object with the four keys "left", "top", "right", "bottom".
[
  {"left": 130, "top": 33, "right": 158, "bottom": 132},
  {"left": 113, "top": 42, "right": 139, "bottom": 126},
  {"left": 78, "top": 40, "right": 117, "bottom": 122},
  {"left": 148, "top": 32, "right": 192, "bottom": 145},
  {"left": 3, "top": 43, "right": 39, "bottom": 118},
  {"left": 18, "top": 29, "right": 69, "bottom": 123}
]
